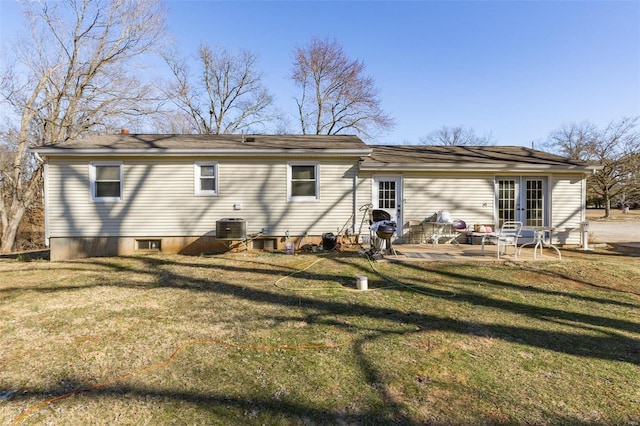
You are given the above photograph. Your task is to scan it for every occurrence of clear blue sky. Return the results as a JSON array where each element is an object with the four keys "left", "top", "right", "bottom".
[{"left": 2, "top": 0, "right": 639, "bottom": 146}]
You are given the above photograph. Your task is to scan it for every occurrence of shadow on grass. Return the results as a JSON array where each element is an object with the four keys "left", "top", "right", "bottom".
[
  {"left": 4, "top": 377, "right": 451, "bottom": 425},
  {"left": 3, "top": 252, "right": 640, "bottom": 424},
  {"left": 0, "top": 249, "right": 50, "bottom": 261},
  {"left": 3, "top": 253, "right": 639, "bottom": 364}
]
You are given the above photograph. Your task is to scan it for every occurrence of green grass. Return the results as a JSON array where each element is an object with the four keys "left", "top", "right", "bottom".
[{"left": 1, "top": 250, "right": 639, "bottom": 425}]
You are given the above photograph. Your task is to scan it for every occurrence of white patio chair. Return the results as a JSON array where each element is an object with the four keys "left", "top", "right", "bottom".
[{"left": 482, "top": 221, "right": 523, "bottom": 259}]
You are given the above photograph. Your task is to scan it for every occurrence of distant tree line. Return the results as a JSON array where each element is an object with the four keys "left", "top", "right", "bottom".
[{"left": 419, "top": 126, "right": 495, "bottom": 146}]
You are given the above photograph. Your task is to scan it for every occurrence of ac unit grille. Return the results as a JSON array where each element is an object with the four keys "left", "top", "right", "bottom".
[{"left": 216, "top": 218, "right": 247, "bottom": 240}]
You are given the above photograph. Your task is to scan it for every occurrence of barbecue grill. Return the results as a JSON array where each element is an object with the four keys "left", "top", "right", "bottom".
[{"left": 370, "top": 209, "right": 397, "bottom": 256}]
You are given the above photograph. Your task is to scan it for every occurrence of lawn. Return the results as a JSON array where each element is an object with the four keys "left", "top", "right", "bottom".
[{"left": 1, "top": 249, "right": 639, "bottom": 425}]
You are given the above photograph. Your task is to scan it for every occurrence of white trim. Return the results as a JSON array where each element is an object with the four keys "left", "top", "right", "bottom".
[
  {"left": 34, "top": 148, "right": 372, "bottom": 157},
  {"left": 43, "top": 163, "right": 50, "bottom": 246},
  {"left": 359, "top": 163, "right": 597, "bottom": 173},
  {"left": 581, "top": 173, "right": 587, "bottom": 223},
  {"left": 371, "top": 175, "right": 403, "bottom": 236},
  {"left": 194, "top": 162, "right": 219, "bottom": 196},
  {"left": 493, "top": 175, "right": 549, "bottom": 228},
  {"left": 90, "top": 162, "right": 123, "bottom": 202},
  {"left": 287, "top": 161, "right": 320, "bottom": 202}
]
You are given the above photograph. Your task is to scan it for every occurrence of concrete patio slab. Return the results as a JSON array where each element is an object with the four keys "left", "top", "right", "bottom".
[{"left": 366, "top": 243, "right": 565, "bottom": 262}]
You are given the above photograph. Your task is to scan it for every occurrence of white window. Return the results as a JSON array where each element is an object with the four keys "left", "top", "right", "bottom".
[
  {"left": 288, "top": 162, "right": 319, "bottom": 201},
  {"left": 90, "top": 162, "right": 122, "bottom": 202},
  {"left": 195, "top": 162, "right": 218, "bottom": 195}
]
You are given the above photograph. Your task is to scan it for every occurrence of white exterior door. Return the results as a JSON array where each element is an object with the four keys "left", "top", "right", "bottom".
[
  {"left": 496, "top": 177, "right": 547, "bottom": 228},
  {"left": 373, "top": 176, "right": 403, "bottom": 236}
]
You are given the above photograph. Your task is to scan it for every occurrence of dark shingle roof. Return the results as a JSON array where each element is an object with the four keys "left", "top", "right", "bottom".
[
  {"left": 36, "top": 134, "right": 369, "bottom": 152},
  {"left": 362, "top": 145, "right": 596, "bottom": 172},
  {"left": 33, "top": 134, "right": 598, "bottom": 172}
]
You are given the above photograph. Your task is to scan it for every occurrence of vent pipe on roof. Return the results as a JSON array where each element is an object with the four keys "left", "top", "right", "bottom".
[{"left": 121, "top": 129, "right": 129, "bottom": 134}]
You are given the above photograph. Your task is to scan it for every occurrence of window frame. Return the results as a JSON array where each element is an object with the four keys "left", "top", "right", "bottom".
[
  {"left": 90, "top": 162, "right": 123, "bottom": 202},
  {"left": 287, "top": 162, "right": 320, "bottom": 202},
  {"left": 136, "top": 239, "right": 162, "bottom": 251},
  {"left": 194, "top": 162, "right": 219, "bottom": 196},
  {"left": 494, "top": 175, "right": 548, "bottom": 228}
]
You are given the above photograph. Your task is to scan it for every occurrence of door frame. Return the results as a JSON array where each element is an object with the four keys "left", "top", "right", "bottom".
[
  {"left": 494, "top": 175, "right": 549, "bottom": 228},
  {"left": 372, "top": 175, "right": 403, "bottom": 236}
]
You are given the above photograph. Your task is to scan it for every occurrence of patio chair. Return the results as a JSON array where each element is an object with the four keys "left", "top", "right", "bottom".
[{"left": 482, "top": 221, "right": 523, "bottom": 259}]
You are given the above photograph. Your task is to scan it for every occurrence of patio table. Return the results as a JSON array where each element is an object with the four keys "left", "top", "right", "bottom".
[
  {"left": 473, "top": 232, "right": 494, "bottom": 255},
  {"left": 423, "top": 222, "right": 459, "bottom": 245},
  {"left": 518, "top": 226, "right": 562, "bottom": 260}
]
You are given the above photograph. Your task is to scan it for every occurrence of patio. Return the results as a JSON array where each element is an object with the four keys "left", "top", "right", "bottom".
[{"left": 369, "top": 242, "right": 565, "bottom": 262}]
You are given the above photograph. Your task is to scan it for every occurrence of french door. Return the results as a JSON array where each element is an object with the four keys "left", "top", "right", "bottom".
[
  {"left": 372, "top": 176, "right": 402, "bottom": 235},
  {"left": 496, "top": 177, "right": 546, "bottom": 228}
]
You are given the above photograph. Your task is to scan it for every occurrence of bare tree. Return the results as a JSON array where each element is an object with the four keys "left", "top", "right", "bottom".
[
  {"left": 290, "top": 37, "right": 394, "bottom": 139},
  {"left": 162, "top": 44, "right": 276, "bottom": 134},
  {"left": 420, "top": 125, "right": 495, "bottom": 146},
  {"left": 616, "top": 151, "right": 640, "bottom": 209},
  {"left": 544, "top": 121, "right": 597, "bottom": 160},
  {"left": 0, "top": 0, "right": 167, "bottom": 253},
  {"left": 545, "top": 117, "right": 640, "bottom": 217}
]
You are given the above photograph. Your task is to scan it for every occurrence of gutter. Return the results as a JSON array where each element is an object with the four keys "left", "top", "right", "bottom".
[
  {"left": 30, "top": 148, "right": 373, "bottom": 158},
  {"left": 359, "top": 162, "right": 600, "bottom": 173}
]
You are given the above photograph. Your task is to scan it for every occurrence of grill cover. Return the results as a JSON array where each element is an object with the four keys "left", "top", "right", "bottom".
[{"left": 375, "top": 224, "right": 395, "bottom": 239}]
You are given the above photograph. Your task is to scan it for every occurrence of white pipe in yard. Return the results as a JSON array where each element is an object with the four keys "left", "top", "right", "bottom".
[
  {"left": 581, "top": 221, "right": 590, "bottom": 251},
  {"left": 355, "top": 275, "right": 368, "bottom": 291}
]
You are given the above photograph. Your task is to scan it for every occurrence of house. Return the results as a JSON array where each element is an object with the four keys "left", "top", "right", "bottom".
[
  {"left": 33, "top": 134, "right": 596, "bottom": 260},
  {"left": 356, "top": 145, "right": 597, "bottom": 246}
]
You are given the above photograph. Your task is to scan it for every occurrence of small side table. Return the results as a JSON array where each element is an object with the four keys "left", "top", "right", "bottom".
[{"left": 518, "top": 227, "right": 562, "bottom": 260}]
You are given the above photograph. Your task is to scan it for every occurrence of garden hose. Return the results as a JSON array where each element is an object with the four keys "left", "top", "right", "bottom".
[
  {"left": 11, "top": 330, "right": 352, "bottom": 425},
  {"left": 364, "top": 254, "right": 457, "bottom": 298},
  {"left": 9, "top": 258, "right": 353, "bottom": 426},
  {"left": 274, "top": 251, "right": 456, "bottom": 298},
  {"left": 12, "top": 252, "right": 454, "bottom": 424},
  {"left": 273, "top": 252, "right": 399, "bottom": 292}
]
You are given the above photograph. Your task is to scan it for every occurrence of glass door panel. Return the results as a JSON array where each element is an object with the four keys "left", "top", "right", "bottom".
[
  {"left": 497, "top": 178, "right": 517, "bottom": 227},
  {"left": 378, "top": 180, "right": 396, "bottom": 209},
  {"left": 496, "top": 177, "right": 547, "bottom": 228},
  {"left": 525, "top": 178, "right": 544, "bottom": 227}
]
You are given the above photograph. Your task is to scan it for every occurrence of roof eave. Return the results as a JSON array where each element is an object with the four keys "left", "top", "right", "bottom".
[
  {"left": 359, "top": 162, "right": 599, "bottom": 173},
  {"left": 32, "top": 148, "right": 373, "bottom": 157}
]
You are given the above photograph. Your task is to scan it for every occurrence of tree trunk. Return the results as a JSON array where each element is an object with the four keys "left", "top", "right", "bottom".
[
  {"left": 0, "top": 0, "right": 166, "bottom": 253},
  {"left": 0, "top": 167, "right": 42, "bottom": 254},
  {"left": 0, "top": 205, "right": 26, "bottom": 253},
  {"left": 604, "top": 195, "right": 611, "bottom": 218}
]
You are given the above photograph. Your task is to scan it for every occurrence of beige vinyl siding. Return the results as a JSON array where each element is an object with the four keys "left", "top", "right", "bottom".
[
  {"left": 357, "top": 172, "right": 495, "bottom": 224},
  {"left": 551, "top": 174, "right": 585, "bottom": 245},
  {"left": 358, "top": 171, "right": 587, "bottom": 245},
  {"left": 401, "top": 172, "right": 495, "bottom": 225},
  {"left": 355, "top": 174, "right": 373, "bottom": 207},
  {"left": 46, "top": 157, "right": 357, "bottom": 238}
]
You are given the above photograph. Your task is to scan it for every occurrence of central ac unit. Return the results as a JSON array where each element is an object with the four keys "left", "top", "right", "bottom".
[{"left": 216, "top": 218, "right": 247, "bottom": 240}]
